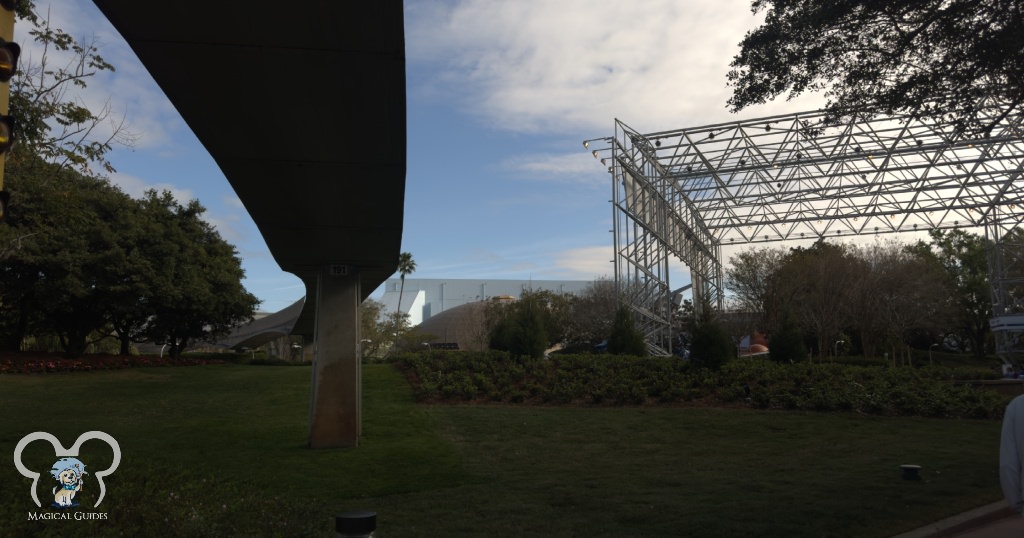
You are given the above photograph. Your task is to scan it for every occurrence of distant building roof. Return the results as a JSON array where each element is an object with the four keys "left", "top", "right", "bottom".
[
  {"left": 215, "top": 298, "right": 305, "bottom": 350},
  {"left": 416, "top": 302, "right": 489, "bottom": 351}
]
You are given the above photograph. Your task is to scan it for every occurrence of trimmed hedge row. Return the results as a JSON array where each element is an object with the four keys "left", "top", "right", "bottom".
[{"left": 396, "top": 351, "right": 1012, "bottom": 419}]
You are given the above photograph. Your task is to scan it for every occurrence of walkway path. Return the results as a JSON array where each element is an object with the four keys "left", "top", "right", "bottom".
[{"left": 893, "top": 502, "right": 1021, "bottom": 537}]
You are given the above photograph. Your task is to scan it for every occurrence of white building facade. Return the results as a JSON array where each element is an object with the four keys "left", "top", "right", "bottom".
[{"left": 377, "top": 278, "right": 593, "bottom": 326}]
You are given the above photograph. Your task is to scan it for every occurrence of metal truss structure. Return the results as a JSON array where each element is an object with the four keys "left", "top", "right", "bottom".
[{"left": 586, "top": 98, "right": 1024, "bottom": 358}]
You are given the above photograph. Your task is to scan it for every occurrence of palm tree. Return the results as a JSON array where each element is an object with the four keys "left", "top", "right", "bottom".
[{"left": 395, "top": 251, "right": 416, "bottom": 314}]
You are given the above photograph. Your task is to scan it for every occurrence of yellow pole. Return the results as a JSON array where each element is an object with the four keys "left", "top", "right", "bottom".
[
  {"left": 0, "top": 6, "right": 12, "bottom": 210},
  {"left": 0, "top": 7, "right": 10, "bottom": 113}
]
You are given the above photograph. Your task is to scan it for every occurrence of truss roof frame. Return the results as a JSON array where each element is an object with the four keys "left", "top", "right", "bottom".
[{"left": 591, "top": 98, "right": 1024, "bottom": 356}]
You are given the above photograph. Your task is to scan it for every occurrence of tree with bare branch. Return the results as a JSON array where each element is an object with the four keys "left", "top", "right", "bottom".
[{"left": 10, "top": 1, "right": 136, "bottom": 175}]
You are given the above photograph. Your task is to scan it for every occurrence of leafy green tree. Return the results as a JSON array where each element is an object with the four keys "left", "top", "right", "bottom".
[
  {"left": 359, "top": 299, "right": 387, "bottom": 359},
  {"left": 511, "top": 295, "right": 548, "bottom": 358},
  {"left": 685, "top": 297, "right": 733, "bottom": 368},
  {"left": 488, "top": 293, "right": 550, "bottom": 358},
  {"left": 688, "top": 319, "right": 734, "bottom": 370},
  {"left": 485, "top": 290, "right": 573, "bottom": 358},
  {"left": 0, "top": 2, "right": 137, "bottom": 356},
  {"left": 388, "top": 311, "right": 426, "bottom": 353},
  {"left": 104, "top": 194, "right": 167, "bottom": 355},
  {"left": 525, "top": 289, "right": 573, "bottom": 346},
  {"left": 565, "top": 277, "right": 619, "bottom": 351},
  {"left": 769, "top": 310, "right": 806, "bottom": 364},
  {"left": 773, "top": 241, "right": 858, "bottom": 359},
  {"left": 136, "top": 190, "right": 260, "bottom": 358},
  {"left": 488, "top": 309, "right": 516, "bottom": 355},
  {"left": 725, "top": 246, "right": 788, "bottom": 331},
  {"left": 0, "top": 1, "right": 133, "bottom": 266},
  {"left": 40, "top": 177, "right": 135, "bottom": 357},
  {"left": 395, "top": 251, "right": 416, "bottom": 314},
  {"left": 392, "top": 251, "right": 417, "bottom": 350},
  {"left": 728, "top": 0, "right": 1024, "bottom": 135},
  {"left": 997, "top": 227, "right": 1024, "bottom": 314},
  {"left": 847, "top": 240, "right": 954, "bottom": 358},
  {"left": 607, "top": 305, "right": 647, "bottom": 357},
  {"left": 0, "top": 155, "right": 137, "bottom": 355},
  {"left": 913, "top": 230, "right": 993, "bottom": 358},
  {"left": 0, "top": 5, "right": 259, "bottom": 358}
]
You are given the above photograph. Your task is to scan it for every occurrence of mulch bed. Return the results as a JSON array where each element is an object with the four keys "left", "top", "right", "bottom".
[{"left": 0, "top": 352, "right": 223, "bottom": 374}]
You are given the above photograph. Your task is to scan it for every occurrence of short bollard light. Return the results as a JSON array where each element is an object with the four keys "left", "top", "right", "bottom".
[
  {"left": 901, "top": 464, "right": 922, "bottom": 480},
  {"left": 336, "top": 510, "right": 376, "bottom": 538}
]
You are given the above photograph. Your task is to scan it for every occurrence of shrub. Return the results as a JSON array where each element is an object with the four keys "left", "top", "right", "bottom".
[
  {"left": 607, "top": 306, "right": 647, "bottom": 356},
  {"left": 393, "top": 352, "right": 1011, "bottom": 419},
  {"left": 688, "top": 320, "right": 735, "bottom": 370}
]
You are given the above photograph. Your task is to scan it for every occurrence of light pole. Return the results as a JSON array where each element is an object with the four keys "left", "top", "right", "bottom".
[{"left": 833, "top": 340, "right": 843, "bottom": 361}]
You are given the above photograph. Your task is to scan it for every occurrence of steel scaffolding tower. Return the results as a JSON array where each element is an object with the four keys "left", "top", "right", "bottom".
[{"left": 586, "top": 99, "right": 1024, "bottom": 358}]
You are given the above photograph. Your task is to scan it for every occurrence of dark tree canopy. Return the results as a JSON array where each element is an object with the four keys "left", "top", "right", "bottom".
[
  {"left": 723, "top": 234, "right": 990, "bottom": 361},
  {"left": 135, "top": 190, "right": 260, "bottom": 358},
  {"left": 565, "top": 278, "right": 617, "bottom": 346},
  {"left": 607, "top": 305, "right": 647, "bottom": 357},
  {"left": 912, "top": 229, "right": 993, "bottom": 358},
  {"left": 0, "top": 155, "right": 135, "bottom": 356},
  {"left": 725, "top": 246, "right": 788, "bottom": 331},
  {"left": 688, "top": 319, "right": 734, "bottom": 370},
  {"left": 728, "top": 0, "right": 1024, "bottom": 135},
  {"left": 0, "top": 3, "right": 260, "bottom": 358},
  {"left": 0, "top": 162, "right": 261, "bottom": 357},
  {"left": 768, "top": 310, "right": 806, "bottom": 364},
  {"left": 488, "top": 294, "right": 549, "bottom": 359}
]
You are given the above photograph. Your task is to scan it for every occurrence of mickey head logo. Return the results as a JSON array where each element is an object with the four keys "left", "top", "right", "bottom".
[{"left": 13, "top": 431, "right": 121, "bottom": 508}]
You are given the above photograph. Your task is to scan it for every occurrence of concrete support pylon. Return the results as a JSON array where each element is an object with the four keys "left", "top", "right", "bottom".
[{"left": 308, "top": 266, "right": 361, "bottom": 448}]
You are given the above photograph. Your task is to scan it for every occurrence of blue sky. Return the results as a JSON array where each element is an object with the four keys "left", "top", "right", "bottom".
[{"left": 42, "top": 1, "right": 822, "bottom": 313}]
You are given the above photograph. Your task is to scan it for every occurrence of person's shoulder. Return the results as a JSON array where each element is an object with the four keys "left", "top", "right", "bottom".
[{"left": 1009, "top": 394, "right": 1024, "bottom": 411}]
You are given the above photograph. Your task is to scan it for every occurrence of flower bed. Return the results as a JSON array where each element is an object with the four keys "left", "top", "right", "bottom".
[{"left": 0, "top": 353, "right": 223, "bottom": 374}]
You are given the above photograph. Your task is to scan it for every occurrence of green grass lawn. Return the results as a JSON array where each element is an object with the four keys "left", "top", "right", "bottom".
[{"left": 0, "top": 363, "right": 1006, "bottom": 537}]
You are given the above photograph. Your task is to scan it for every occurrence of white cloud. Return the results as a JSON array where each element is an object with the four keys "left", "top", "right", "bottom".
[
  {"left": 500, "top": 150, "right": 604, "bottom": 184},
  {"left": 17, "top": 2, "right": 187, "bottom": 157},
  {"left": 551, "top": 245, "right": 613, "bottom": 279},
  {"left": 206, "top": 213, "right": 247, "bottom": 244},
  {"left": 407, "top": 0, "right": 824, "bottom": 136}
]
